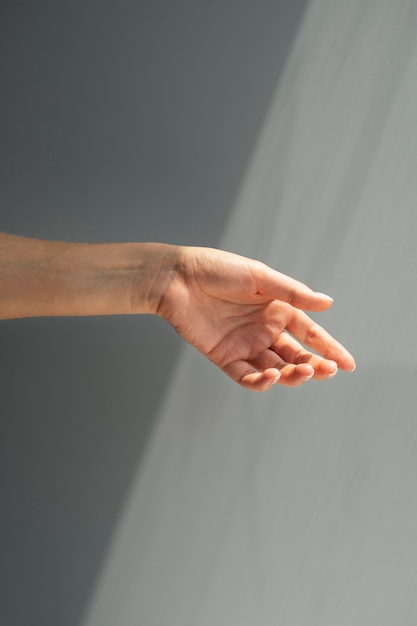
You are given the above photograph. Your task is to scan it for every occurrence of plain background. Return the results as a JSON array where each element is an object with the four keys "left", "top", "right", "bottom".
[
  {"left": 0, "top": 2, "right": 309, "bottom": 625},
  {"left": 81, "top": 2, "right": 417, "bottom": 624}
]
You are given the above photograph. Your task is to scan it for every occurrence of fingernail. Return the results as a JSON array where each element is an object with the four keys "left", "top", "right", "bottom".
[
  {"left": 303, "top": 365, "right": 315, "bottom": 380},
  {"left": 268, "top": 371, "right": 281, "bottom": 385},
  {"left": 315, "top": 292, "right": 334, "bottom": 302},
  {"left": 327, "top": 361, "right": 338, "bottom": 377}
]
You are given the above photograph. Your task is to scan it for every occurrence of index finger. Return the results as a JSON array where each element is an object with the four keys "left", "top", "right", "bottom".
[{"left": 286, "top": 308, "right": 356, "bottom": 372}]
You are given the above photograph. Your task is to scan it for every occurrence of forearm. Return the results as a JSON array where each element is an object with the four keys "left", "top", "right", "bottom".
[{"left": 0, "top": 233, "right": 177, "bottom": 319}]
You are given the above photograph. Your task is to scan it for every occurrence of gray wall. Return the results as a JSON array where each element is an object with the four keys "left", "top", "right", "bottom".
[
  {"left": 83, "top": 1, "right": 417, "bottom": 624},
  {"left": 0, "top": 2, "right": 308, "bottom": 625}
]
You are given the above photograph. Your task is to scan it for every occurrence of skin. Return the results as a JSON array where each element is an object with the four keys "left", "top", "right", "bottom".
[{"left": 0, "top": 233, "right": 355, "bottom": 391}]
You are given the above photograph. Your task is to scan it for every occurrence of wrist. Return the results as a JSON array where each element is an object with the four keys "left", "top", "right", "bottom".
[
  {"left": 0, "top": 234, "right": 181, "bottom": 319},
  {"left": 61, "top": 240, "right": 182, "bottom": 317},
  {"left": 129, "top": 242, "right": 182, "bottom": 316}
]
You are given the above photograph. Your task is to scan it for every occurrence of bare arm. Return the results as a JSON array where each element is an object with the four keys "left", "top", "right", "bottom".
[
  {"left": 0, "top": 233, "right": 355, "bottom": 391},
  {"left": 0, "top": 233, "right": 171, "bottom": 318}
]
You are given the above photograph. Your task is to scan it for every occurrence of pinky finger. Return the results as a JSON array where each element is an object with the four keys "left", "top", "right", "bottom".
[
  {"left": 225, "top": 362, "right": 281, "bottom": 392},
  {"left": 277, "top": 362, "right": 315, "bottom": 386}
]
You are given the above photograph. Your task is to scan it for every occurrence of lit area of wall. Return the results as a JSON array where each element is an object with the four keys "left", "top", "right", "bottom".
[{"left": 83, "top": 1, "right": 417, "bottom": 624}]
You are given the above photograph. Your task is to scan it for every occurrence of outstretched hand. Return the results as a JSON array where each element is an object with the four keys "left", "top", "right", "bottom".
[
  {"left": 157, "top": 246, "right": 355, "bottom": 391},
  {"left": 0, "top": 234, "right": 355, "bottom": 392}
]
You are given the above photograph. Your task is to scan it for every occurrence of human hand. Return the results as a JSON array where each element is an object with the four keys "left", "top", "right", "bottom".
[
  {"left": 0, "top": 234, "right": 355, "bottom": 391},
  {"left": 156, "top": 246, "right": 355, "bottom": 392}
]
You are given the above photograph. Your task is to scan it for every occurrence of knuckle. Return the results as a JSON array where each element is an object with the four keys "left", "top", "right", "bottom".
[{"left": 304, "top": 322, "right": 320, "bottom": 344}]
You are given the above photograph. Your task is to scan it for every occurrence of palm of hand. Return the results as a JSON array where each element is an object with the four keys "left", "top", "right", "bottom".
[{"left": 158, "top": 248, "right": 354, "bottom": 391}]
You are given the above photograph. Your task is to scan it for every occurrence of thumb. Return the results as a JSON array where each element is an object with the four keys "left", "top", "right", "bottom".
[{"left": 256, "top": 265, "right": 334, "bottom": 311}]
